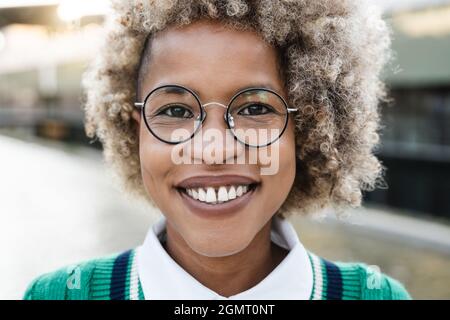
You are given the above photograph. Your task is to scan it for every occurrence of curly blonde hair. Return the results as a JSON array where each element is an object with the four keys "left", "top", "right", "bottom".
[{"left": 82, "top": 0, "right": 391, "bottom": 218}]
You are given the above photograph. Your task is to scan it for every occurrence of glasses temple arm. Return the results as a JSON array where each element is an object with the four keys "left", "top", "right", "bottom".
[{"left": 134, "top": 102, "right": 144, "bottom": 109}]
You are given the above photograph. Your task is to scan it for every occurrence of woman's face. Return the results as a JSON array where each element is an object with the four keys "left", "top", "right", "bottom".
[{"left": 133, "top": 20, "right": 296, "bottom": 257}]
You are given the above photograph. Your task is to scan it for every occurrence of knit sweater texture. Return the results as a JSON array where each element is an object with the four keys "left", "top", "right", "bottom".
[{"left": 23, "top": 249, "right": 412, "bottom": 300}]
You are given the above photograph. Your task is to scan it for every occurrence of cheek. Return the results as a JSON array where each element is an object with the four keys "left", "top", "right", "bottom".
[
  {"left": 278, "top": 137, "right": 296, "bottom": 184},
  {"left": 262, "top": 121, "right": 296, "bottom": 201},
  {"left": 138, "top": 124, "right": 173, "bottom": 198},
  {"left": 281, "top": 120, "right": 297, "bottom": 172}
]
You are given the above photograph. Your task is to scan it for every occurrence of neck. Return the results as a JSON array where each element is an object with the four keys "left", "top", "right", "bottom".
[{"left": 163, "top": 217, "right": 289, "bottom": 297}]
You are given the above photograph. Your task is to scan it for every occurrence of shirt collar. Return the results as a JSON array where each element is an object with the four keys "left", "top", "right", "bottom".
[{"left": 137, "top": 215, "right": 313, "bottom": 300}]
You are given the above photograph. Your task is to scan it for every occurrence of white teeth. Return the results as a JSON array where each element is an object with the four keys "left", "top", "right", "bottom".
[
  {"left": 206, "top": 187, "right": 217, "bottom": 203},
  {"left": 198, "top": 188, "right": 206, "bottom": 202},
  {"left": 184, "top": 184, "right": 253, "bottom": 204},
  {"left": 217, "top": 186, "right": 228, "bottom": 202},
  {"left": 228, "top": 186, "right": 236, "bottom": 200},
  {"left": 236, "top": 186, "right": 243, "bottom": 197}
]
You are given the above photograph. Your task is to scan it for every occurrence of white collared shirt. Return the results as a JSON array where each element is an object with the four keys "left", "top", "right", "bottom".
[{"left": 136, "top": 215, "right": 313, "bottom": 300}]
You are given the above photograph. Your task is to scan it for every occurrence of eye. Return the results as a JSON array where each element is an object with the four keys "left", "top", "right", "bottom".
[
  {"left": 237, "top": 103, "right": 273, "bottom": 116},
  {"left": 156, "top": 104, "right": 194, "bottom": 118}
]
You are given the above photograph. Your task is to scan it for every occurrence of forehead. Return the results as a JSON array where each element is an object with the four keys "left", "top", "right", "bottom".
[{"left": 140, "top": 20, "right": 285, "bottom": 100}]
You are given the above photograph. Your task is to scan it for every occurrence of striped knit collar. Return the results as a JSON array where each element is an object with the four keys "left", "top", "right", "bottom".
[
  {"left": 101, "top": 230, "right": 361, "bottom": 300},
  {"left": 107, "top": 249, "right": 144, "bottom": 300},
  {"left": 103, "top": 248, "right": 359, "bottom": 300},
  {"left": 308, "top": 252, "right": 363, "bottom": 300}
]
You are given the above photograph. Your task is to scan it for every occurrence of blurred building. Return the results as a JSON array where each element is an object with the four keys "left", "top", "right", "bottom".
[
  {"left": 366, "top": 3, "right": 450, "bottom": 218},
  {"left": 0, "top": 1, "right": 107, "bottom": 143},
  {"left": 0, "top": 0, "right": 449, "bottom": 218}
]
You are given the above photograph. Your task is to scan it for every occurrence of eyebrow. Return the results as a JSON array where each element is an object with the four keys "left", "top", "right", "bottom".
[{"left": 159, "top": 83, "right": 279, "bottom": 99}]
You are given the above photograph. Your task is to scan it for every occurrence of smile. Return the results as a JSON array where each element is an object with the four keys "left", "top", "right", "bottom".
[
  {"left": 180, "top": 184, "right": 256, "bottom": 205},
  {"left": 174, "top": 175, "right": 260, "bottom": 217}
]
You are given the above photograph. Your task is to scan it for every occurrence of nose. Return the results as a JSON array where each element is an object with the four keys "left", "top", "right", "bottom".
[
  {"left": 191, "top": 102, "right": 244, "bottom": 165},
  {"left": 201, "top": 102, "right": 234, "bottom": 127}
]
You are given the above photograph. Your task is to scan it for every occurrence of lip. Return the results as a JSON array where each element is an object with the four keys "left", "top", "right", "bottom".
[
  {"left": 177, "top": 184, "right": 258, "bottom": 219},
  {"left": 175, "top": 175, "right": 259, "bottom": 189}
]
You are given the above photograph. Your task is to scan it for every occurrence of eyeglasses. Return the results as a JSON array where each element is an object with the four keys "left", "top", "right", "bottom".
[{"left": 134, "top": 84, "right": 297, "bottom": 148}]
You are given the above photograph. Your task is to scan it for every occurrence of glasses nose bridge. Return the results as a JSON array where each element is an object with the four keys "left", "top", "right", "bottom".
[
  {"left": 201, "top": 101, "right": 230, "bottom": 124},
  {"left": 202, "top": 101, "right": 228, "bottom": 109}
]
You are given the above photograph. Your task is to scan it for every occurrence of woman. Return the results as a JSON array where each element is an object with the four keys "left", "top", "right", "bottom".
[{"left": 24, "top": 0, "right": 411, "bottom": 300}]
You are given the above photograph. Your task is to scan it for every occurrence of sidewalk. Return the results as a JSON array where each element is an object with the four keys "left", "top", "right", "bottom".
[{"left": 311, "top": 206, "right": 450, "bottom": 255}]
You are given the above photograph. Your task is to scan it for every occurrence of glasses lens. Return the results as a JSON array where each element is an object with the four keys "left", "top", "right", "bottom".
[
  {"left": 144, "top": 86, "right": 202, "bottom": 143},
  {"left": 228, "top": 89, "right": 288, "bottom": 147}
]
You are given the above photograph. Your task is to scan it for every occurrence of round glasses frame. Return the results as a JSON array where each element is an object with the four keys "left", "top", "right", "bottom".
[{"left": 134, "top": 84, "right": 298, "bottom": 148}]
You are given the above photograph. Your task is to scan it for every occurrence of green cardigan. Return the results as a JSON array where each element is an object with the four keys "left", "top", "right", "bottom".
[{"left": 23, "top": 248, "right": 412, "bottom": 300}]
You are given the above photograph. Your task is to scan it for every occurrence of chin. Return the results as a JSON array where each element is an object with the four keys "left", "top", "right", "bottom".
[{"left": 186, "top": 235, "right": 252, "bottom": 258}]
